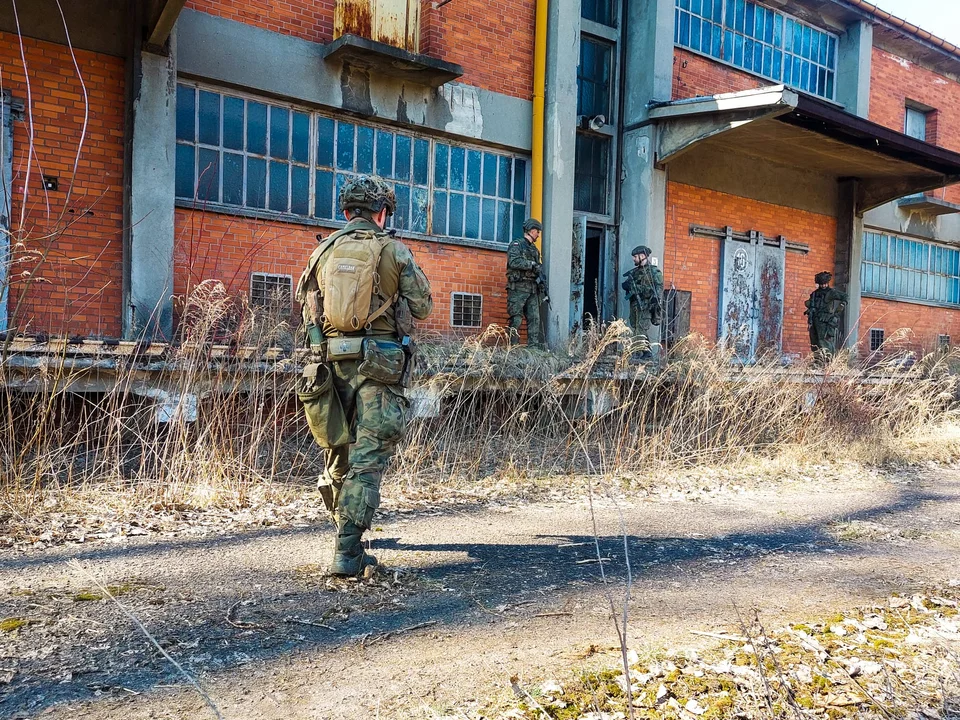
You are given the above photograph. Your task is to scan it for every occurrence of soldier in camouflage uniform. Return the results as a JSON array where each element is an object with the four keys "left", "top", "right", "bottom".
[
  {"left": 804, "top": 271, "right": 847, "bottom": 363},
  {"left": 296, "top": 176, "right": 433, "bottom": 576},
  {"left": 622, "top": 245, "right": 664, "bottom": 359},
  {"left": 506, "top": 218, "right": 547, "bottom": 349}
]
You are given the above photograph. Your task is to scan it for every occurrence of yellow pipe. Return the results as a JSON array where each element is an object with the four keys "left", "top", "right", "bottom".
[{"left": 531, "top": 0, "right": 548, "bottom": 250}]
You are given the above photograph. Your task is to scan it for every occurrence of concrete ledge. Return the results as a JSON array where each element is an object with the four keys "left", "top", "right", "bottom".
[{"left": 320, "top": 34, "right": 463, "bottom": 87}]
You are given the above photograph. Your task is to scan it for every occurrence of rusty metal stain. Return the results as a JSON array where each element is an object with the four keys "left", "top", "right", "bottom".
[
  {"left": 335, "top": 0, "right": 372, "bottom": 41},
  {"left": 756, "top": 254, "right": 784, "bottom": 354},
  {"left": 722, "top": 244, "right": 755, "bottom": 359},
  {"left": 373, "top": 0, "right": 408, "bottom": 49}
]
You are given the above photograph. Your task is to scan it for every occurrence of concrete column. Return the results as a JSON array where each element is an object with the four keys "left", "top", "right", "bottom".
[
  {"left": 124, "top": 34, "right": 177, "bottom": 340},
  {"left": 541, "top": 0, "right": 579, "bottom": 348},
  {"left": 836, "top": 20, "right": 872, "bottom": 119},
  {"left": 618, "top": 0, "right": 673, "bottom": 324},
  {"left": 835, "top": 179, "right": 863, "bottom": 350}
]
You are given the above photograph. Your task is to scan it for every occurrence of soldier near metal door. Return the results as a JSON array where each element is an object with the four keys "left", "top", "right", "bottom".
[
  {"left": 804, "top": 271, "right": 847, "bottom": 362},
  {"left": 295, "top": 175, "right": 433, "bottom": 577},
  {"left": 622, "top": 245, "right": 664, "bottom": 359},
  {"left": 506, "top": 218, "right": 548, "bottom": 349}
]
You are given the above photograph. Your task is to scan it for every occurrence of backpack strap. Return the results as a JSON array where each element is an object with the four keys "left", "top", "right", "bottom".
[{"left": 364, "top": 291, "right": 399, "bottom": 328}]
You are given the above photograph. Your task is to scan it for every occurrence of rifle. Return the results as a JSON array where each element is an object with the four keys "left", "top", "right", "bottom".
[{"left": 536, "top": 267, "right": 551, "bottom": 305}]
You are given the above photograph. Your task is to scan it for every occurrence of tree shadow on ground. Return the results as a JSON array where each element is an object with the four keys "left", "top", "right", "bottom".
[{"left": 1, "top": 483, "right": 951, "bottom": 718}]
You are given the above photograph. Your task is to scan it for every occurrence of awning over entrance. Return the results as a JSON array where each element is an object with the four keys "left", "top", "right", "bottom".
[{"left": 645, "top": 86, "right": 960, "bottom": 213}]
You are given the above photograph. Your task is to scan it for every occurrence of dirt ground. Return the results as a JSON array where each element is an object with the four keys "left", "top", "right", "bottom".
[{"left": 2, "top": 464, "right": 959, "bottom": 719}]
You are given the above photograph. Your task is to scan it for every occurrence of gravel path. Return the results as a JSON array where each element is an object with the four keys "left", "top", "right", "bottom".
[{"left": 2, "top": 466, "right": 959, "bottom": 719}]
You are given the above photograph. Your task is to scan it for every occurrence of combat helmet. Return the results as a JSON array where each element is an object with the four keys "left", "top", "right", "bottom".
[
  {"left": 523, "top": 218, "right": 543, "bottom": 233},
  {"left": 338, "top": 175, "right": 396, "bottom": 216},
  {"left": 815, "top": 271, "right": 833, "bottom": 285},
  {"left": 632, "top": 245, "right": 652, "bottom": 257}
]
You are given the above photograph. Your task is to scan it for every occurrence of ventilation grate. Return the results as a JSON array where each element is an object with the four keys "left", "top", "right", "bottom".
[{"left": 451, "top": 292, "right": 483, "bottom": 328}]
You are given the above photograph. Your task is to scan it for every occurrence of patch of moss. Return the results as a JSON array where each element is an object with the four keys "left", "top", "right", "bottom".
[
  {"left": 72, "top": 591, "right": 104, "bottom": 602},
  {"left": 0, "top": 617, "right": 29, "bottom": 632}
]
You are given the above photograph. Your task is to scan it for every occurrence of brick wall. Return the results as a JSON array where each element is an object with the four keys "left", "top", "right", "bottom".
[
  {"left": 859, "top": 296, "right": 960, "bottom": 356},
  {"left": 174, "top": 208, "right": 510, "bottom": 337},
  {"left": 2, "top": 33, "right": 125, "bottom": 337},
  {"left": 869, "top": 47, "right": 960, "bottom": 204},
  {"left": 188, "top": 0, "right": 535, "bottom": 100},
  {"left": 672, "top": 48, "right": 774, "bottom": 101},
  {"left": 664, "top": 181, "right": 837, "bottom": 356}
]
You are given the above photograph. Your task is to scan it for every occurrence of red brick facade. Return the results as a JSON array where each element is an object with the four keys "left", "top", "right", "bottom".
[
  {"left": 174, "top": 209, "right": 509, "bottom": 337},
  {"left": 859, "top": 297, "right": 960, "bottom": 357},
  {"left": 2, "top": 32, "right": 125, "bottom": 337},
  {"left": 672, "top": 48, "right": 774, "bottom": 101},
  {"left": 665, "top": 181, "right": 837, "bottom": 357},
  {"left": 185, "top": 0, "right": 336, "bottom": 45}
]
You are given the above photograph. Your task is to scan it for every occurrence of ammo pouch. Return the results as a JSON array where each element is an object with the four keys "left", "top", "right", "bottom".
[
  {"left": 357, "top": 338, "right": 406, "bottom": 385},
  {"left": 296, "top": 363, "right": 353, "bottom": 448},
  {"left": 325, "top": 335, "right": 365, "bottom": 361}
]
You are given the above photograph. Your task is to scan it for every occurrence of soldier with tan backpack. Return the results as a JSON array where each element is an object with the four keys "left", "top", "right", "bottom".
[{"left": 296, "top": 175, "right": 433, "bottom": 577}]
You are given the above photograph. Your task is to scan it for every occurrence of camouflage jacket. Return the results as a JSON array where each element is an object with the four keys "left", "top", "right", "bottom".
[
  {"left": 804, "top": 287, "right": 847, "bottom": 329},
  {"left": 622, "top": 263, "right": 663, "bottom": 308},
  {"left": 506, "top": 236, "right": 542, "bottom": 287},
  {"left": 297, "top": 218, "right": 433, "bottom": 339}
]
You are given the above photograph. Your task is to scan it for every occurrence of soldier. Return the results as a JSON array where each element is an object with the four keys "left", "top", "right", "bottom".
[
  {"left": 296, "top": 176, "right": 433, "bottom": 577},
  {"left": 506, "top": 218, "right": 548, "bottom": 349},
  {"left": 804, "top": 271, "right": 847, "bottom": 363},
  {"left": 621, "top": 245, "right": 664, "bottom": 360}
]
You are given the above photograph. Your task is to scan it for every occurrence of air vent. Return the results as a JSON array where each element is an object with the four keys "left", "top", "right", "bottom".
[
  {"left": 451, "top": 292, "right": 482, "bottom": 328},
  {"left": 251, "top": 272, "right": 292, "bottom": 309}
]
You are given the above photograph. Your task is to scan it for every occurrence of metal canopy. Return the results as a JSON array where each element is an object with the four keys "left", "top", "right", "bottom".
[{"left": 648, "top": 86, "right": 960, "bottom": 213}]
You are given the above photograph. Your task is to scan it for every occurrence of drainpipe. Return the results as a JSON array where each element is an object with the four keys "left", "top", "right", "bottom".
[{"left": 531, "top": 0, "right": 548, "bottom": 249}]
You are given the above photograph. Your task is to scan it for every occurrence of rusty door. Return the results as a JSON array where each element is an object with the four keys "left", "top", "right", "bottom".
[
  {"left": 335, "top": 0, "right": 420, "bottom": 52},
  {"left": 0, "top": 91, "right": 12, "bottom": 333},
  {"left": 718, "top": 231, "right": 785, "bottom": 361}
]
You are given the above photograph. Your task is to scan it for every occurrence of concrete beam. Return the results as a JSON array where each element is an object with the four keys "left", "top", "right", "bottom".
[
  {"left": 836, "top": 20, "right": 872, "bottom": 119},
  {"left": 540, "top": 0, "right": 579, "bottom": 347},
  {"left": 835, "top": 179, "right": 863, "bottom": 350},
  {"left": 146, "top": 0, "right": 187, "bottom": 49},
  {"left": 176, "top": 9, "right": 531, "bottom": 152},
  {"left": 124, "top": 31, "right": 177, "bottom": 340},
  {"left": 623, "top": 0, "right": 674, "bottom": 126}
]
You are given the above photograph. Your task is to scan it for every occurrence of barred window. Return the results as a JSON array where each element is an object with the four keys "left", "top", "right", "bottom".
[
  {"left": 451, "top": 292, "right": 483, "bottom": 328},
  {"left": 574, "top": 134, "right": 609, "bottom": 215},
  {"left": 862, "top": 231, "right": 960, "bottom": 307},
  {"left": 431, "top": 144, "right": 528, "bottom": 243},
  {"left": 175, "top": 84, "right": 530, "bottom": 244},
  {"left": 869, "top": 328, "right": 885, "bottom": 353},
  {"left": 939, "top": 334, "right": 951, "bottom": 352},
  {"left": 674, "top": 0, "right": 838, "bottom": 101},
  {"left": 250, "top": 272, "right": 292, "bottom": 308}
]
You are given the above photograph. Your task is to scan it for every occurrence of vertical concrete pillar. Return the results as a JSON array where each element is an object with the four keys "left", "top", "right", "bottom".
[
  {"left": 541, "top": 0, "right": 579, "bottom": 347},
  {"left": 836, "top": 20, "right": 872, "bottom": 119},
  {"left": 124, "top": 34, "right": 177, "bottom": 340},
  {"left": 835, "top": 179, "right": 863, "bottom": 350},
  {"left": 618, "top": 0, "right": 673, "bottom": 323}
]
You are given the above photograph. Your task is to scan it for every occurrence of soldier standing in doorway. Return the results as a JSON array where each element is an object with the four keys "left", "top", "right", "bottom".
[
  {"left": 295, "top": 176, "right": 433, "bottom": 577},
  {"left": 804, "top": 271, "right": 847, "bottom": 363},
  {"left": 622, "top": 245, "right": 664, "bottom": 360},
  {"left": 506, "top": 218, "right": 548, "bottom": 349}
]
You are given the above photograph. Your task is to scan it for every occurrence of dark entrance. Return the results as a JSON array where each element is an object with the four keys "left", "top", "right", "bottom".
[{"left": 582, "top": 226, "right": 603, "bottom": 326}]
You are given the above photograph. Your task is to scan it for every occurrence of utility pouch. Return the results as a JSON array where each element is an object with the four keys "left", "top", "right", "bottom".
[
  {"left": 357, "top": 338, "right": 406, "bottom": 385},
  {"left": 325, "top": 336, "right": 365, "bottom": 361},
  {"left": 296, "top": 363, "right": 352, "bottom": 448}
]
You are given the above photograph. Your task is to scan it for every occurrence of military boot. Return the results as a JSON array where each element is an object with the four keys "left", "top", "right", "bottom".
[{"left": 330, "top": 520, "right": 377, "bottom": 577}]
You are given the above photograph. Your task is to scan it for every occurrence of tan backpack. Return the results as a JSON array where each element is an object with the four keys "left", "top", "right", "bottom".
[{"left": 318, "top": 229, "right": 397, "bottom": 333}]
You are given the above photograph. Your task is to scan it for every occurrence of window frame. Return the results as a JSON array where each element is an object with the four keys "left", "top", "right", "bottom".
[
  {"left": 175, "top": 82, "right": 531, "bottom": 249},
  {"left": 450, "top": 291, "right": 484, "bottom": 329},
  {"left": 904, "top": 105, "right": 928, "bottom": 142},
  {"left": 250, "top": 272, "right": 294, "bottom": 309},
  {"left": 861, "top": 229, "right": 960, "bottom": 309},
  {"left": 869, "top": 328, "right": 885, "bottom": 353},
  {"left": 673, "top": 0, "right": 839, "bottom": 102}
]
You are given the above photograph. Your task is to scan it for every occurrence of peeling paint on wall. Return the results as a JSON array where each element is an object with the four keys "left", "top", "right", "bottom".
[
  {"left": 340, "top": 62, "right": 375, "bottom": 116},
  {"left": 436, "top": 83, "right": 482, "bottom": 138}
]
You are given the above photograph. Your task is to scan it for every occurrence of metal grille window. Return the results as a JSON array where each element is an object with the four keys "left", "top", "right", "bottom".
[
  {"left": 939, "top": 334, "right": 951, "bottom": 352},
  {"left": 250, "top": 272, "right": 293, "bottom": 308},
  {"left": 862, "top": 231, "right": 960, "bottom": 306},
  {"left": 578, "top": 37, "right": 613, "bottom": 119},
  {"left": 582, "top": 0, "right": 615, "bottom": 27},
  {"left": 574, "top": 134, "right": 609, "bottom": 215},
  {"left": 431, "top": 144, "right": 528, "bottom": 243},
  {"left": 869, "top": 328, "right": 885, "bottom": 352},
  {"left": 175, "top": 84, "right": 530, "bottom": 243},
  {"left": 674, "top": 0, "right": 838, "bottom": 100},
  {"left": 451, "top": 292, "right": 483, "bottom": 328}
]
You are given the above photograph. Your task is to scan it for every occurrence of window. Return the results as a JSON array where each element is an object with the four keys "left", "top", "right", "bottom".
[
  {"left": 578, "top": 38, "right": 613, "bottom": 119},
  {"left": 582, "top": 0, "right": 615, "bottom": 27},
  {"left": 869, "top": 328, "right": 885, "bottom": 352},
  {"left": 431, "top": 144, "right": 528, "bottom": 243},
  {"left": 574, "top": 134, "right": 609, "bottom": 215},
  {"left": 250, "top": 272, "right": 293, "bottom": 309},
  {"left": 861, "top": 231, "right": 960, "bottom": 306},
  {"left": 674, "top": 0, "right": 838, "bottom": 100},
  {"left": 451, "top": 292, "right": 483, "bottom": 328},
  {"left": 939, "top": 334, "right": 951, "bottom": 352},
  {"left": 175, "top": 84, "right": 530, "bottom": 244},
  {"left": 904, "top": 106, "right": 928, "bottom": 141}
]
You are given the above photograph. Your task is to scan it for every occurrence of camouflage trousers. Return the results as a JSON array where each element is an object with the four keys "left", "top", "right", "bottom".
[
  {"left": 507, "top": 285, "right": 544, "bottom": 348},
  {"left": 318, "top": 359, "right": 409, "bottom": 530},
  {"left": 629, "top": 303, "right": 655, "bottom": 346},
  {"left": 809, "top": 323, "right": 840, "bottom": 361}
]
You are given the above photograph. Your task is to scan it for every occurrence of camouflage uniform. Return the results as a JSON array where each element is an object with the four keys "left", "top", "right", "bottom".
[
  {"left": 622, "top": 246, "right": 664, "bottom": 345},
  {"left": 506, "top": 221, "right": 546, "bottom": 348},
  {"left": 297, "top": 178, "right": 432, "bottom": 576},
  {"left": 804, "top": 271, "right": 846, "bottom": 361}
]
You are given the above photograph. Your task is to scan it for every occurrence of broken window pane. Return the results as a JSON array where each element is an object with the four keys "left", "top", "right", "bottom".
[
  {"left": 394, "top": 184, "right": 410, "bottom": 229},
  {"left": 411, "top": 187, "right": 428, "bottom": 233}
]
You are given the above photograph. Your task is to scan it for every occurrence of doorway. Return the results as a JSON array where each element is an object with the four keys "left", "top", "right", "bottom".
[{"left": 582, "top": 226, "right": 603, "bottom": 327}]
